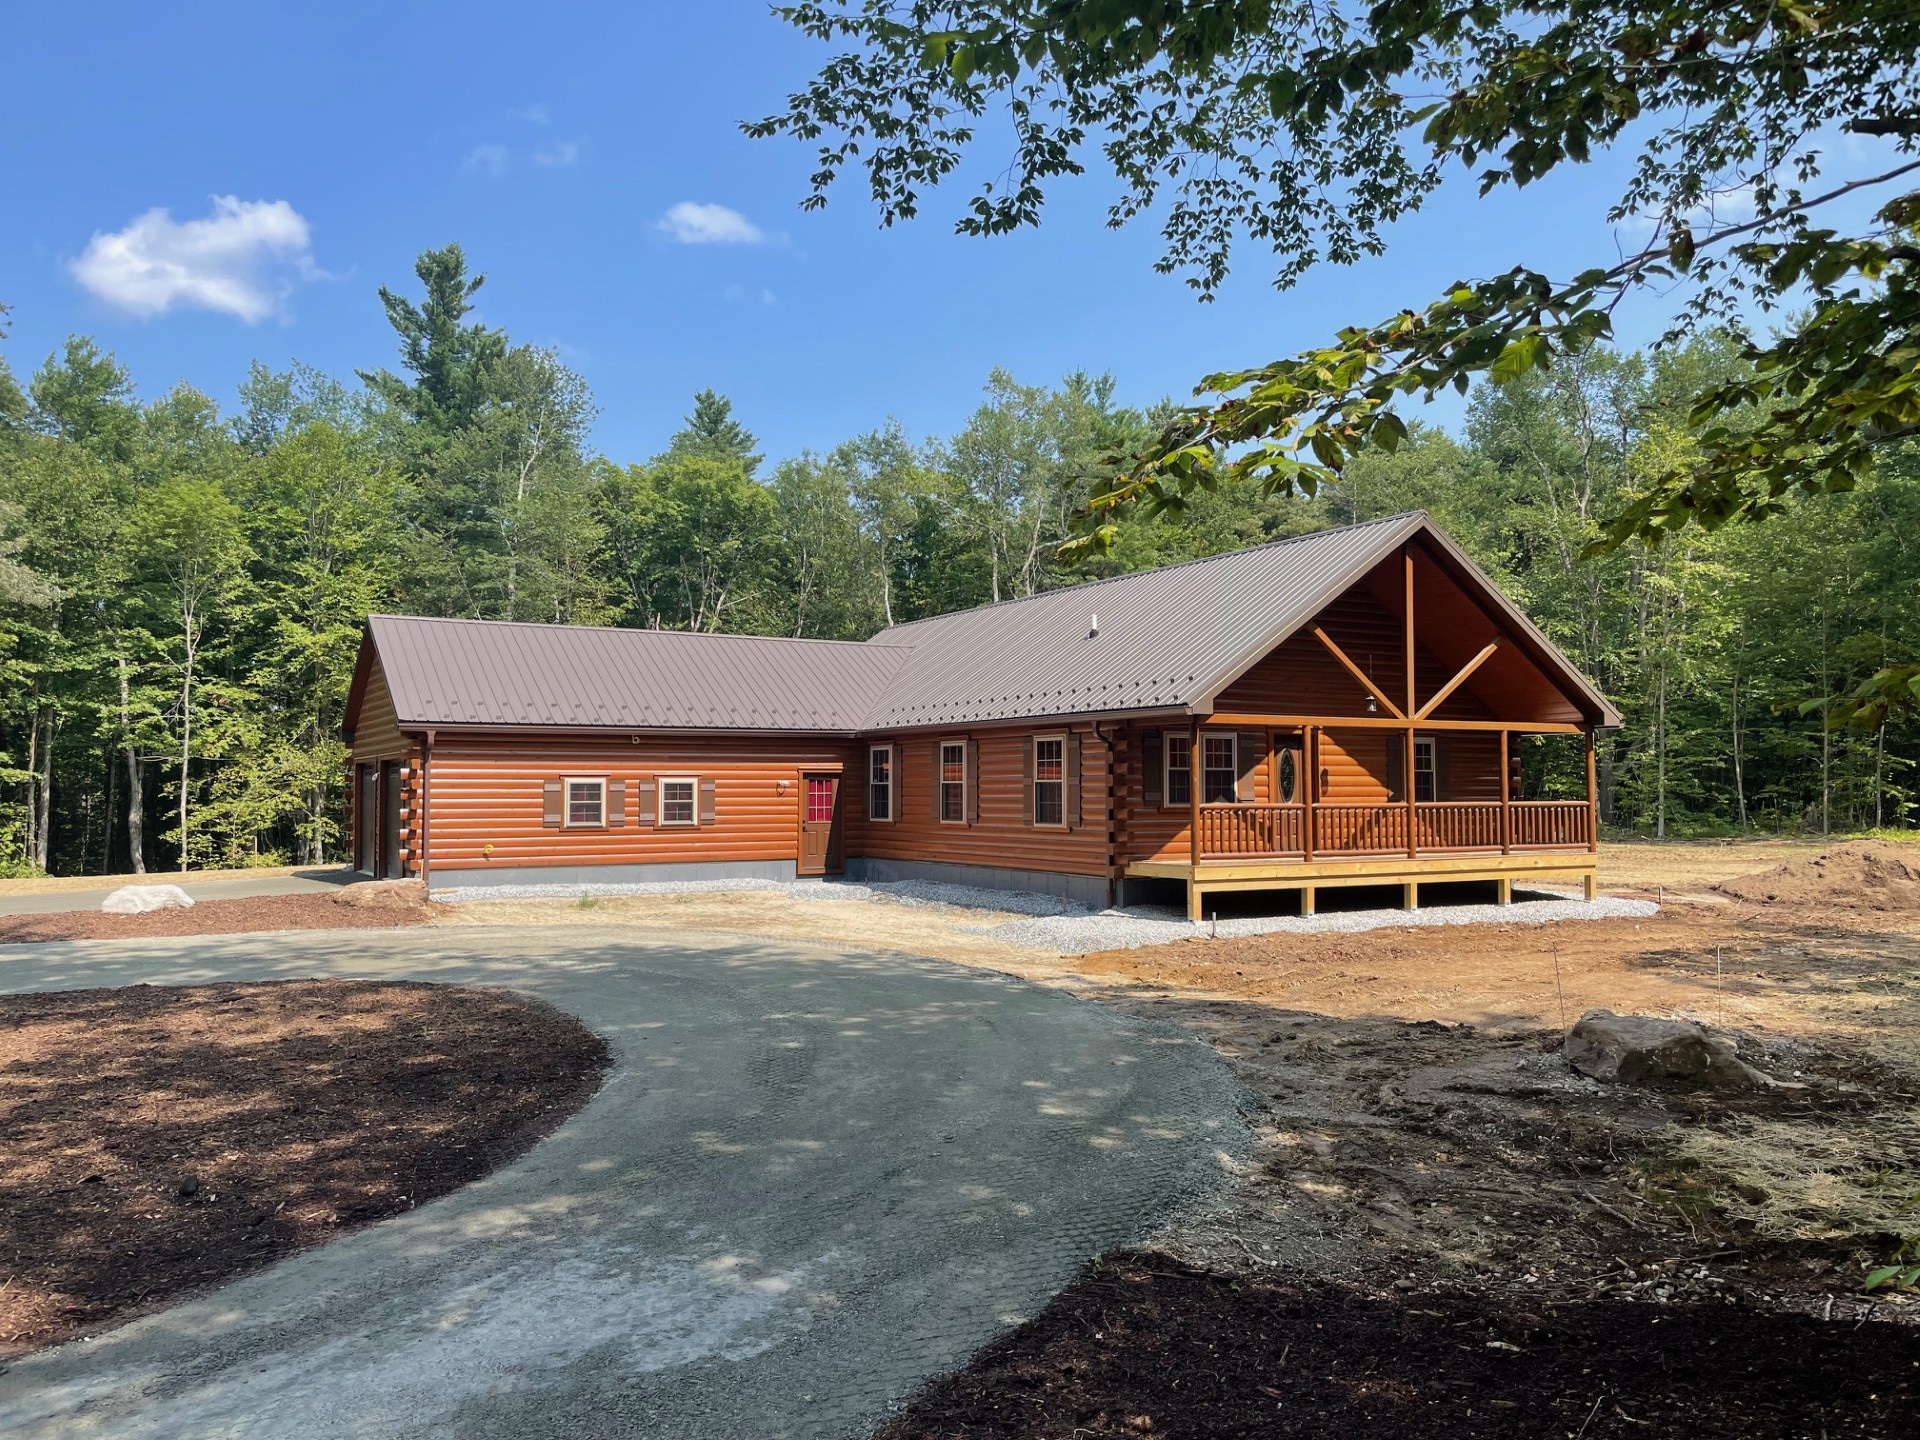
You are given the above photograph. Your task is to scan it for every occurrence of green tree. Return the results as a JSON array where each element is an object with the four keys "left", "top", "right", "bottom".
[
  {"left": 667, "top": 389, "right": 763, "bottom": 476},
  {"left": 754, "top": 4, "right": 1920, "bottom": 671},
  {"left": 125, "top": 476, "right": 253, "bottom": 871},
  {"left": 358, "top": 243, "right": 507, "bottom": 458}
]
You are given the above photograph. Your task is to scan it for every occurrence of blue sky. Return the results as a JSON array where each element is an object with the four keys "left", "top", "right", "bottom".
[{"left": 2, "top": 2, "right": 1741, "bottom": 464}]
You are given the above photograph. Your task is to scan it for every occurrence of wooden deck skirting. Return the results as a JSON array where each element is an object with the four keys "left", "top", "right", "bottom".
[{"left": 1130, "top": 848, "right": 1601, "bottom": 919}]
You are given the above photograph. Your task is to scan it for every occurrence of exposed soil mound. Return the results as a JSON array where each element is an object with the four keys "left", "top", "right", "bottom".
[
  {"left": 332, "top": 878, "right": 429, "bottom": 911},
  {"left": 1716, "top": 840, "right": 1920, "bottom": 912}
]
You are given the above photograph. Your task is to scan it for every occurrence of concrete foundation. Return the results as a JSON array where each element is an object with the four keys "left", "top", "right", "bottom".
[{"left": 429, "top": 859, "right": 798, "bottom": 891}]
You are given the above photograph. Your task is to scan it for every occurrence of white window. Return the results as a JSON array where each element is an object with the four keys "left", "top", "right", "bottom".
[
  {"left": 1203, "top": 734, "right": 1238, "bottom": 804},
  {"left": 940, "top": 741, "right": 967, "bottom": 823},
  {"left": 660, "top": 776, "right": 697, "bottom": 826},
  {"left": 1164, "top": 731, "right": 1191, "bottom": 809},
  {"left": 868, "top": 746, "right": 893, "bottom": 822},
  {"left": 1034, "top": 735, "right": 1065, "bottom": 827},
  {"left": 1414, "top": 737, "right": 1437, "bottom": 804},
  {"left": 564, "top": 777, "right": 606, "bottom": 828}
]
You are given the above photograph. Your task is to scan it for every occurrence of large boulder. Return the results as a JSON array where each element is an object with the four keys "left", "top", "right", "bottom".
[
  {"left": 100, "top": 884, "right": 196, "bottom": 915},
  {"left": 333, "top": 879, "right": 429, "bottom": 911},
  {"left": 1565, "top": 1009, "right": 1771, "bottom": 1091}
]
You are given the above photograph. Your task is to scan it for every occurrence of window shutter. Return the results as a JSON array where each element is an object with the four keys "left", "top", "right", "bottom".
[
  {"left": 1435, "top": 737, "right": 1452, "bottom": 802},
  {"left": 1143, "top": 730, "right": 1163, "bottom": 809},
  {"left": 542, "top": 779, "right": 563, "bottom": 828},
  {"left": 1237, "top": 732, "right": 1263, "bottom": 802},
  {"left": 1067, "top": 732, "right": 1083, "bottom": 829},
  {"left": 698, "top": 778, "right": 718, "bottom": 826},
  {"left": 890, "top": 745, "right": 899, "bottom": 820},
  {"left": 636, "top": 778, "right": 657, "bottom": 827},
  {"left": 932, "top": 742, "right": 943, "bottom": 820},
  {"left": 608, "top": 779, "right": 627, "bottom": 827},
  {"left": 1022, "top": 736, "right": 1035, "bottom": 826},
  {"left": 967, "top": 738, "right": 981, "bottom": 824},
  {"left": 1386, "top": 735, "right": 1406, "bottom": 803}
]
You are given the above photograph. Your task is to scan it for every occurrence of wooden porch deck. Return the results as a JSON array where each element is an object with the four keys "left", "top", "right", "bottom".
[{"left": 1129, "top": 800, "right": 1598, "bottom": 919}]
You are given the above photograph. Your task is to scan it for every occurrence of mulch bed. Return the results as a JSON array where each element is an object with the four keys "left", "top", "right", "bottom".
[
  {"left": 0, "top": 979, "right": 608, "bottom": 1357},
  {"left": 879, "top": 1254, "right": 1920, "bottom": 1440},
  {"left": 0, "top": 893, "right": 429, "bottom": 945}
]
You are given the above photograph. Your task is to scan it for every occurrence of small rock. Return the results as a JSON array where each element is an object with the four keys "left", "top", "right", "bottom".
[
  {"left": 177, "top": 1176, "right": 200, "bottom": 1198},
  {"left": 1565, "top": 1009, "right": 1774, "bottom": 1091},
  {"left": 101, "top": 883, "right": 195, "bottom": 915}
]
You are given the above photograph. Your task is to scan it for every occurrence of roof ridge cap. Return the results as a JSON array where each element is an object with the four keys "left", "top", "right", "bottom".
[
  {"left": 370, "top": 613, "right": 912, "bottom": 651},
  {"left": 873, "top": 512, "right": 1428, "bottom": 633}
]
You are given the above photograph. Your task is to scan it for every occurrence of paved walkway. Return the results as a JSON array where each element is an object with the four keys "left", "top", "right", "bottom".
[
  {"left": 0, "top": 927, "right": 1243, "bottom": 1439},
  {"left": 0, "top": 868, "right": 358, "bottom": 918}
]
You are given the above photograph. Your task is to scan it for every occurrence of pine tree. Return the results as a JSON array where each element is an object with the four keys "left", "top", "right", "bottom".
[{"left": 667, "top": 390, "right": 762, "bottom": 476}]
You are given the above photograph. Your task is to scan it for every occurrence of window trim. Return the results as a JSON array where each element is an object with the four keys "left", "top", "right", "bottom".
[
  {"left": 658, "top": 774, "right": 699, "bottom": 827},
  {"left": 1163, "top": 730, "right": 1192, "bottom": 810},
  {"left": 1032, "top": 732, "right": 1068, "bottom": 829},
  {"left": 1202, "top": 732, "right": 1238, "bottom": 805},
  {"left": 868, "top": 744, "right": 894, "bottom": 823},
  {"left": 562, "top": 775, "right": 608, "bottom": 829},
  {"left": 1413, "top": 736, "right": 1438, "bottom": 805},
  {"left": 938, "top": 738, "right": 969, "bottom": 825}
]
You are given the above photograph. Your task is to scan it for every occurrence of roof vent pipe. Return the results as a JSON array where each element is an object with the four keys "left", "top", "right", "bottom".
[{"left": 1088, "top": 612, "right": 1099, "bottom": 638}]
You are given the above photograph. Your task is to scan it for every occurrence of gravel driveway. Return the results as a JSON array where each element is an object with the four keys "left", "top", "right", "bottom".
[{"left": 0, "top": 926, "right": 1243, "bottom": 1439}]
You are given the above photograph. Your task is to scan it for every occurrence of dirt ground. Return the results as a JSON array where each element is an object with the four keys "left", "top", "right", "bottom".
[
  {"left": 440, "top": 839, "right": 1920, "bottom": 1435},
  {"left": 0, "top": 979, "right": 607, "bottom": 1358},
  {"left": 6, "top": 836, "right": 1918, "bottom": 1427},
  {"left": 0, "top": 892, "right": 430, "bottom": 945},
  {"left": 877, "top": 1253, "right": 1918, "bottom": 1439}
]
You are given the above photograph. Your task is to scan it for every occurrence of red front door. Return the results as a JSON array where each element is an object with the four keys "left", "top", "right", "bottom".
[{"left": 799, "top": 774, "right": 841, "bottom": 875}]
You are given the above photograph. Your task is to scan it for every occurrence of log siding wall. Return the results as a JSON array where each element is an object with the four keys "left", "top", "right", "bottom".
[
  {"left": 347, "top": 574, "right": 1570, "bottom": 883},
  {"left": 423, "top": 735, "right": 861, "bottom": 874}
]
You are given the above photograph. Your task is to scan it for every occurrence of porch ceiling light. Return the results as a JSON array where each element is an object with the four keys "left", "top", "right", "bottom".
[{"left": 1365, "top": 694, "right": 1378, "bottom": 714}]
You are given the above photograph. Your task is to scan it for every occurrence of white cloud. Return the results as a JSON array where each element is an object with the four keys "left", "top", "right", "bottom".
[
  {"left": 464, "top": 143, "right": 509, "bottom": 176},
  {"left": 1622, "top": 181, "right": 1759, "bottom": 236},
  {"left": 514, "top": 103, "right": 551, "bottom": 125},
  {"left": 69, "top": 196, "right": 318, "bottom": 322},
  {"left": 658, "top": 202, "right": 765, "bottom": 245},
  {"left": 533, "top": 139, "right": 583, "bottom": 168}
]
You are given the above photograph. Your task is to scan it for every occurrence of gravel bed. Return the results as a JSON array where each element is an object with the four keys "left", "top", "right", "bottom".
[
  {"left": 432, "top": 875, "right": 1652, "bottom": 956},
  {"left": 983, "top": 890, "right": 1658, "bottom": 955}
]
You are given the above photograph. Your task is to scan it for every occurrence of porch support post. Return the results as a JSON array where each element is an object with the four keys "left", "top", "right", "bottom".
[
  {"left": 1303, "top": 725, "right": 1317, "bottom": 862},
  {"left": 1499, "top": 728, "right": 1511, "bottom": 855},
  {"left": 1404, "top": 548, "right": 1418, "bottom": 863},
  {"left": 1403, "top": 881, "right": 1419, "bottom": 911},
  {"left": 1300, "top": 884, "right": 1315, "bottom": 917},
  {"left": 1188, "top": 717, "right": 1203, "bottom": 922},
  {"left": 1405, "top": 724, "right": 1418, "bottom": 860},
  {"left": 1585, "top": 726, "right": 1599, "bottom": 854},
  {"left": 1584, "top": 724, "right": 1600, "bottom": 904},
  {"left": 1497, "top": 877, "right": 1512, "bottom": 906}
]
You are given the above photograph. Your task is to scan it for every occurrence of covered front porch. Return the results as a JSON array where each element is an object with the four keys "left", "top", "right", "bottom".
[{"left": 1126, "top": 717, "right": 1600, "bottom": 920}]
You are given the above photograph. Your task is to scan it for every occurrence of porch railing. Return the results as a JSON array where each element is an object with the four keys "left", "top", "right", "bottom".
[
  {"left": 1191, "top": 799, "right": 1592, "bottom": 860},
  {"left": 1196, "top": 804, "right": 1309, "bottom": 857},
  {"left": 1510, "top": 799, "right": 1592, "bottom": 849}
]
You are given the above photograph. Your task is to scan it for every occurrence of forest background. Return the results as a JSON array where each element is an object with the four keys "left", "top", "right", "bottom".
[{"left": 1, "top": 244, "right": 1914, "bottom": 876}]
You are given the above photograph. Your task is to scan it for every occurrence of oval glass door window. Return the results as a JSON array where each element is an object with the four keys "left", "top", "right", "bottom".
[{"left": 1278, "top": 748, "right": 1298, "bottom": 804}]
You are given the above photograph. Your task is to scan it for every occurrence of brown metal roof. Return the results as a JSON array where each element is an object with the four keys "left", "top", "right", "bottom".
[
  {"left": 355, "top": 513, "right": 1618, "bottom": 735},
  {"left": 363, "top": 616, "right": 913, "bottom": 732},
  {"left": 860, "top": 511, "right": 1627, "bottom": 728}
]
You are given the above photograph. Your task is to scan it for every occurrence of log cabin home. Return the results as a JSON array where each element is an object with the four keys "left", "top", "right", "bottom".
[{"left": 344, "top": 512, "right": 1618, "bottom": 919}]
